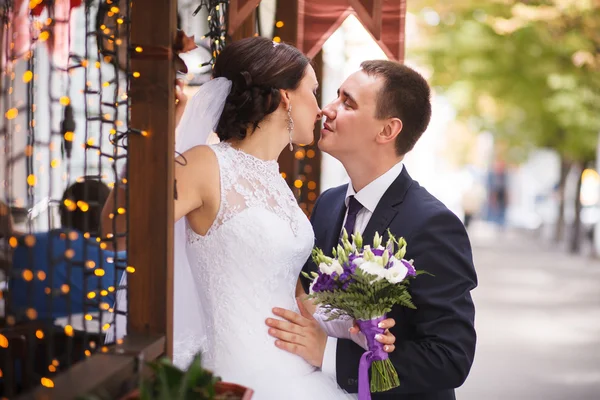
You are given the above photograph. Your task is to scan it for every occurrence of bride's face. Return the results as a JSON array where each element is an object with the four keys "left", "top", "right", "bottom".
[{"left": 287, "top": 65, "right": 322, "bottom": 146}]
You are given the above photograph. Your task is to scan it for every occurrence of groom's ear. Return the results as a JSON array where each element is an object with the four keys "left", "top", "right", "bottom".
[
  {"left": 279, "top": 89, "right": 291, "bottom": 110},
  {"left": 376, "top": 118, "right": 403, "bottom": 145}
]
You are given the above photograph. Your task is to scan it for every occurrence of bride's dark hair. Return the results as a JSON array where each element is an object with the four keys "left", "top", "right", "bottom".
[{"left": 212, "top": 37, "right": 310, "bottom": 141}]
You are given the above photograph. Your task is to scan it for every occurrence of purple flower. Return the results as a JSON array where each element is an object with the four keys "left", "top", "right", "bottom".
[
  {"left": 312, "top": 272, "right": 337, "bottom": 293},
  {"left": 402, "top": 259, "right": 416, "bottom": 277},
  {"left": 372, "top": 248, "right": 385, "bottom": 257},
  {"left": 344, "top": 262, "right": 357, "bottom": 274}
]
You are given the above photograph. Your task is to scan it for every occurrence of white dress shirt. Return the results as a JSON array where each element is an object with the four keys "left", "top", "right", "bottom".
[{"left": 320, "top": 160, "right": 405, "bottom": 380}]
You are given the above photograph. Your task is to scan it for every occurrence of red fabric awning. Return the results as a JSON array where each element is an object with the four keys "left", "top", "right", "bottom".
[{"left": 297, "top": 0, "right": 407, "bottom": 62}]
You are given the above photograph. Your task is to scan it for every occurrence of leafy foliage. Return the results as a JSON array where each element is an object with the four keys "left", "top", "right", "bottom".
[
  {"left": 304, "top": 230, "right": 430, "bottom": 321},
  {"left": 412, "top": 0, "right": 600, "bottom": 163}
]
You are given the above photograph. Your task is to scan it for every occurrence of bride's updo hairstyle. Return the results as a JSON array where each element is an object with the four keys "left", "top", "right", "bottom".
[{"left": 212, "top": 37, "right": 310, "bottom": 141}]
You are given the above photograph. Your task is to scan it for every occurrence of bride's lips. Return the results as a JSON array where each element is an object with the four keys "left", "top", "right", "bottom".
[{"left": 321, "top": 122, "right": 333, "bottom": 135}]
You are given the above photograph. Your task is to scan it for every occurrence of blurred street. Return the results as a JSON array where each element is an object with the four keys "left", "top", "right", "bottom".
[{"left": 458, "top": 223, "right": 600, "bottom": 400}]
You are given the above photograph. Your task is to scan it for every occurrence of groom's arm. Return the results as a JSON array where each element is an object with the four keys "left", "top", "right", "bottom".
[{"left": 336, "top": 209, "right": 477, "bottom": 393}]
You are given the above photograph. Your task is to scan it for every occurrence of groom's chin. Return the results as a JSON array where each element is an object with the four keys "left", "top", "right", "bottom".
[{"left": 317, "top": 137, "right": 331, "bottom": 154}]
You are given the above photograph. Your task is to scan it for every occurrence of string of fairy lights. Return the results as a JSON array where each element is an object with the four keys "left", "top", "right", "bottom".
[
  {"left": 194, "top": 0, "right": 229, "bottom": 68},
  {"left": 0, "top": 0, "right": 321, "bottom": 394},
  {"left": 0, "top": 0, "right": 137, "bottom": 393},
  {"left": 0, "top": 0, "right": 231, "bottom": 394}
]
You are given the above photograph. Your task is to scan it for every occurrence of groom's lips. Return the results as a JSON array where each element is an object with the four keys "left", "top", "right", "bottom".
[{"left": 322, "top": 123, "right": 333, "bottom": 133}]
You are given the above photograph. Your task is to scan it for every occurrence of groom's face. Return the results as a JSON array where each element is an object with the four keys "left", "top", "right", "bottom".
[{"left": 318, "top": 70, "right": 385, "bottom": 159}]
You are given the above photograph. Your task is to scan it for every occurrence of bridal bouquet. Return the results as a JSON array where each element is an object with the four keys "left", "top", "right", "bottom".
[{"left": 303, "top": 229, "right": 427, "bottom": 400}]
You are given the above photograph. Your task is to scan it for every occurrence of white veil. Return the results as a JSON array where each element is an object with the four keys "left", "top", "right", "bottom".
[{"left": 107, "top": 78, "right": 232, "bottom": 369}]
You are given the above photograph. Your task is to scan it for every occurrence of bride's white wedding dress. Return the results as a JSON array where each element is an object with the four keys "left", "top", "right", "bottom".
[{"left": 179, "top": 141, "right": 353, "bottom": 399}]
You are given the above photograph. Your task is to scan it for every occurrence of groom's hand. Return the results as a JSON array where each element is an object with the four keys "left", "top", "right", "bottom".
[
  {"left": 350, "top": 318, "right": 397, "bottom": 353},
  {"left": 266, "top": 298, "right": 328, "bottom": 368}
]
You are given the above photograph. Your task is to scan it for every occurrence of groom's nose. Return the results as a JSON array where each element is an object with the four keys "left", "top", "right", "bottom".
[{"left": 321, "top": 102, "right": 336, "bottom": 120}]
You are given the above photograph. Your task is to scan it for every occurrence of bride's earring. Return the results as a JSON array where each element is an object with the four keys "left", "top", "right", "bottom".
[{"left": 287, "top": 105, "right": 294, "bottom": 151}]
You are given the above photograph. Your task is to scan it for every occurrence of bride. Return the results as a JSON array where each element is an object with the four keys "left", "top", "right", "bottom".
[{"left": 109, "top": 37, "right": 396, "bottom": 398}]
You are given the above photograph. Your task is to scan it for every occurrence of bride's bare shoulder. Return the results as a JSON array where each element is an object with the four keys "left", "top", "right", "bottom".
[
  {"left": 175, "top": 145, "right": 220, "bottom": 195},
  {"left": 177, "top": 145, "right": 218, "bottom": 171},
  {"left": 173, "top": 145, "right": 220, "bottom": 220}
]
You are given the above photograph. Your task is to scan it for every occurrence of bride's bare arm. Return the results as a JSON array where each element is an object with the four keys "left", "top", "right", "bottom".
[
  {"left": 174, "top": 145, "right": 219, "bottom": 223},
  {"left": 296, "top": 278, "right": 307, "bottom": 297},
  {"left": 100, "top": 145, "right": 218, "bottom": 251}
]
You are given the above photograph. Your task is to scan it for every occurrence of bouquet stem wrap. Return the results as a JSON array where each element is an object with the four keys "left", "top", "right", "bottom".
[{"left": 357, "top": 315, "right": 400, "bottom": 399}]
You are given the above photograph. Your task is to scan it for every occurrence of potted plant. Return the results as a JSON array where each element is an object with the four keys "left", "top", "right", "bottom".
[
  {"left": 80, "top": 354, "right": 253, "bottom": 400},
  {"left": 122, "top": 354, "right": 253, "bottom": 400},
  {"left": 127, "top": 353, "right": 253, "bottom": 400}
]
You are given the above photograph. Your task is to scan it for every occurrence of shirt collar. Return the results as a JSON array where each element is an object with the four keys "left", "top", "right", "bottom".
[{"left": 345, "top": 161, "right": 404, "bottom": 213}]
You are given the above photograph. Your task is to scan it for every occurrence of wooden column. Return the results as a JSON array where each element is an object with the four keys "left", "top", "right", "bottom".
[
  {"left": 128, "top": 0, "right": 177, "bottom": 358},
  {"left": 231, "top": 10, "right": 257, "bottom": 41}
]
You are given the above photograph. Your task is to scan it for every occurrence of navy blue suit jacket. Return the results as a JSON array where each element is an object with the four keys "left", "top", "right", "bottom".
[{"left": 302, "top": 167, "right": 477, "bottom": 400}]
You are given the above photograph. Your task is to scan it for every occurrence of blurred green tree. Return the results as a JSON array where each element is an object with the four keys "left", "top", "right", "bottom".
[{"left": 412, "top": 0, "right": 600, "bottom": 252}]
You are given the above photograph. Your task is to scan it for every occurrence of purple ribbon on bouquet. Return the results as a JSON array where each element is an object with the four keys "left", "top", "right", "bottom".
[{"left": 356, "top": 315, "right": 388, "bottom": 400}]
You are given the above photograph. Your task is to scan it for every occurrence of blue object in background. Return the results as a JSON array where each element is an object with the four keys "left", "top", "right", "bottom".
[{"left": 10, "top": 229, "right": 125, "bottom": 321}]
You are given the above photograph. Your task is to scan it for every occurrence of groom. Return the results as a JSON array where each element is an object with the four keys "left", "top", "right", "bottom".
[{"left": 270, "top": 60, "right": 477, "bottom": 399}]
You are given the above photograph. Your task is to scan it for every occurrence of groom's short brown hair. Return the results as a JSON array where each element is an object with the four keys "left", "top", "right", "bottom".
[{"left": 361, "top": 60, "right": 432, "bottom": 156}]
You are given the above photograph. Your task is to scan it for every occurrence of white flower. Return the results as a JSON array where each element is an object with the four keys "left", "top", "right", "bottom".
[
  {"left": 385, "top": 258, "right": 409, "bottom": 284},
  {"left": 352, "top": 256, "right": 365, "bottom": 266},
  {"left": 359, "top": 261, "right": 387, "bottom": 282},
  {"left": 330, "top": 260, "right": 344, "bottom": 275},
  {"left": 318, "top": 262, "right": 331, "bottom": 275},
  {"left": 319, "top": 260, "right": 344, "bottom": 276}
]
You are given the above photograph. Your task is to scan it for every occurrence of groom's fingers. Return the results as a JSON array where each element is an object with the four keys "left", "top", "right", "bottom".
[
  {"left": 268, "top": 327, "right": 307, "bottom": 346},
  {"left": 349, "top": 317, "right": 396, "bottom": 334},
  {"left": 274, "top": 334, "right": 326, "bottom": 368},
  {"left": 375, "top": 331, "right": 395, "bottom": 345},
  {"left": 268, "top": 307, "right": 328, "bottom": 368},
  {"left": 265, "top": 318, "right": 305, "bottom": 336},
  {"left": 379, "top": 318, "right": 396, "bottom": 329},
  {"left": 272, "top": 307, "right": 309, "bottom": 327},
  {"left": 275, "top": 340, "right": 308, "bottom": 359}
]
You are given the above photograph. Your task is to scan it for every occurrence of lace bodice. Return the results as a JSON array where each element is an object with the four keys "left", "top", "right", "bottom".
[
  {"left": 172, "top": 142, "right": 353, "bottom": 399},
  {"left": 182, "top": 143, "right": 314, "bottom": 375},
  {"left": 188, "top": 142, "right": 301, "bottom": 241}
]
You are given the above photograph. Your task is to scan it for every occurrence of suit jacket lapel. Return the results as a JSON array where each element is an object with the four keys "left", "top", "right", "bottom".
[{"left": 362, "top": 167, "right": 414, "bottom": 245}]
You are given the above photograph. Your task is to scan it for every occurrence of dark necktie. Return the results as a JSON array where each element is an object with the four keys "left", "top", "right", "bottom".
[{"left": 341, "top": 195, "right": 364, "bottom": 239}]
